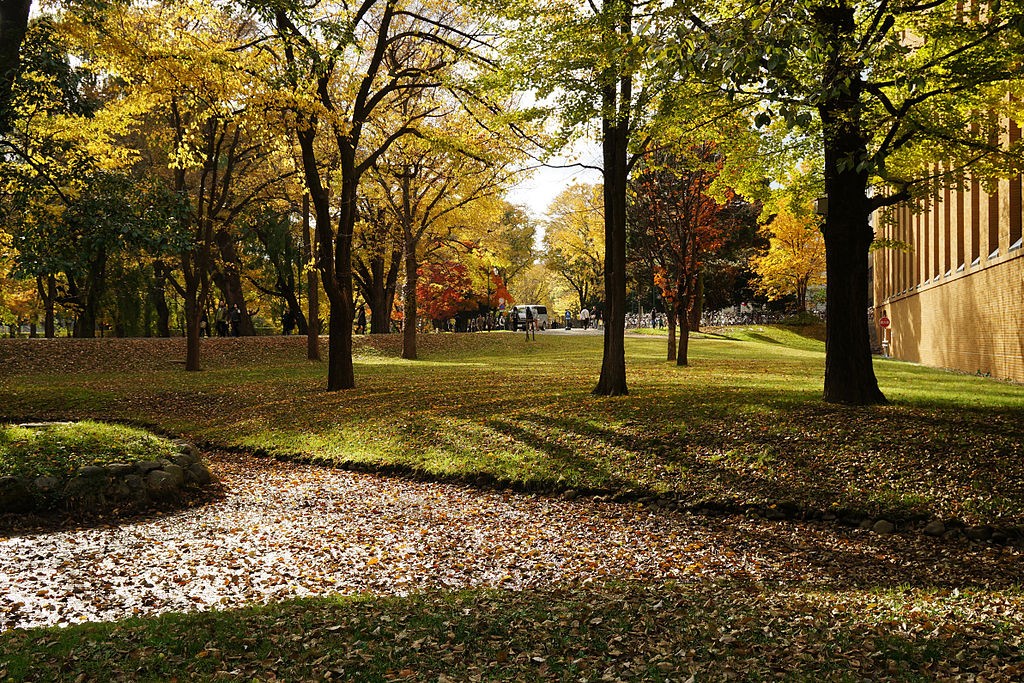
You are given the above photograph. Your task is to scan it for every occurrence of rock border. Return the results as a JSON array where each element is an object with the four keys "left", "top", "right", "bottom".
[{"left": 0, "top": 427, "right": 215, "bottom": 515}]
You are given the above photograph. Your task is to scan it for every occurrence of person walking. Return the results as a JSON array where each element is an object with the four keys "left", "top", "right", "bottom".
[
  {"left": 230, "top": 304, "right": 242, "bottom": 337},
  {"left": 564, "top": 309, "right": 572, "bottom": 330},
  {"left": 215, "top": 301, "right": 228, "bottom": 336},
  {"left": 356, "top": 305, "right": 367, "bottom": 334},
  {"left": 580, "top": 306, "right": 590, "bottom": 330},
  {"left": 524, "top": 306, "right": 535, "bottom": 341}
]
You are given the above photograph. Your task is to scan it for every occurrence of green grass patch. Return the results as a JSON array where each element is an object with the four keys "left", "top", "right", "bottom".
[
  {"left": 1, "top": 329, "right": 1022, "bottom": 524},
  {"left": 0, "top": 420, "right": 180, "bottom": 479}
]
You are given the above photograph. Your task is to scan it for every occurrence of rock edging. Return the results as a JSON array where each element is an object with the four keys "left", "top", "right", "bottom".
[{"left": 0, "top": 436, "right": 215, "bottom": 514}]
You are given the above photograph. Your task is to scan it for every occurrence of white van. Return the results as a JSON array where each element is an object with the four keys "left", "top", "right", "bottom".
[{"left": 511, "top": 304, "right": 548, "bottom": 330}]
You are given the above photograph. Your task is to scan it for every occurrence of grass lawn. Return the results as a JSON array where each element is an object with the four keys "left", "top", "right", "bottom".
[
  {"left": 2, "top": 328, "right": 1023, "bottom": 681},
  {"left": 0, "top": 420, "right": 180, "bottom": 479},
  {"left": 1, "top": 327, "right": 1021, "bottom": 528}
]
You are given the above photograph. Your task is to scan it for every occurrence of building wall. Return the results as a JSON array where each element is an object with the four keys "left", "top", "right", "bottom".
[
  {"left": 873, "top": 119, "right": 1024, "bottom": 382},
  {"left": 878, "top": 255, "right": 1023, "bottom": 381}
]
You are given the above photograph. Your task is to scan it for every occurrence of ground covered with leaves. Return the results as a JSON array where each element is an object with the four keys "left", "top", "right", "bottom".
[
  {"left": 1, "top": 330, "right": 1023, "bottom": 680},
  {"left": 2, "top": 450, "right": 1023, "bottom": 680}
]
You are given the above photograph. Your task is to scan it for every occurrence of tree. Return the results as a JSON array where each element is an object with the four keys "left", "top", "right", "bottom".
[
  {"left": 629, "top": 145, "right": 732, "bottom": 364},
  {"left": 679, "top": 0, "right": 1024, "bottom": 403},
  {"left": 415, "top": 260, "right": 476, "bottom": 326},
  {"left": 270, "top": 0, "right": 498, "bottom": 388},
  {"left": 543, "top": 183, "right": 605, "bottom": 311},
  {"left": 500, "top": 0, "right": 689, "bottom": 395},
  {"left": 750, "top": 208, "right": 826, "bottom": 312},
  {"left": 56, "top": 2, "right": 289, "bottom": 365}
]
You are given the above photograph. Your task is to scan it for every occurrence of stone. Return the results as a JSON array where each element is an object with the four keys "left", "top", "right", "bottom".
[
  {"left": 33, "top": 475, "right": 60, "bottom": 493},
  {"left": 872, "top": 519, "right": 896, "bottom": 534},
  {"left": 172, "top": 439, "right": 200, "bottom": 460},
  {"left": 105, "top": 463, "right": 134, "bottom": 477},
  {"left": 0, "top": 476, "right": 34, "bottom": 513},
  {"left": 187, "top": 462, "right": 213, "bottom": 486},
  {"left": 858, "top": 518, "right": 874, "bottom": 530},
  {"left": 964, "top": 525, "right": 993, "bottom": 542},
  {"left": 124, "top": 474, "right": 146, "bottom": 500},
  {"left": 77, "top": 465, "right": 107, "bottom": 478},
  {"left": 766, "top": 508, "right": 788, "bottom": 521},
  {"left": 162, "top": 464, "right": 186, "bottom": 487},
  {"left": 923, "top": 520, "right": 946, "bottom": 537},
  {"left": 105, "top": 479, "right": 132, "bottom": 501},
  {"left": 561, "top": 489, "right": 578, "bottom": 501},
  {"left": 135, "top": 460, "right": 165, "bottom": 474},
  {"left": 146, "top": 469, "right": 176, "bottom": 497},
  {"left": 170, "top": 453, "right": 193, "bottom": 468}
]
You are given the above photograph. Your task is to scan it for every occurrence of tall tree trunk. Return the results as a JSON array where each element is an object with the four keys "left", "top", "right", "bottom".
[
  {"left": 594, "top": 80, "right": 630, "bottom": 396},
  {"left": 183, "top": 282, "right": 201, "bottom": 371},
  {"left": 37, "top": 275, "right": 55, "bottom": 338},
  {"left": 401, "top": 243, "right": 418, "bottom": 360},
  {"left": 302, "top": 194, "right": 320, "bottom": 361},
  {"left": 689, "top": 271, "right": 703, "bottom": 332},
  {"left": 152, "top": 260, "right": 171, "bottom": 338},
  {"left": 358, "top": 248, "right": 401, "bottom": 334},
  {"left": 0, "top": 0, "right": 31, "bottom": 134},
  {"left": 817, "top": 4, "right": 885, "bottom": 405},
  {"left": 214, "top": 229, "right": 256, "bottom": 336},
  {"left": 676, "top": 276, "right": 690, "bottom": 366},
  {"left": 666, "top": 308, "right": 677, "bottom": 362}
]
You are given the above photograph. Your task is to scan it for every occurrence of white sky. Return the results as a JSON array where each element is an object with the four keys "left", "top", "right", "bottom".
[{"left": 505, "top": 141, "right": 603, "bottom": 219}]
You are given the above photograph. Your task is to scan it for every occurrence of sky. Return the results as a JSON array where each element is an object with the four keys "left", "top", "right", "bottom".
[{"left": 504, "top": 141, "right": 603, "bottom": 220}]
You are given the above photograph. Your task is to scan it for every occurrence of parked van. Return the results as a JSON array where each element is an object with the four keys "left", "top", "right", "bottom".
[{"left": 511, "top": 304, "right": 548, "bottom": 331}]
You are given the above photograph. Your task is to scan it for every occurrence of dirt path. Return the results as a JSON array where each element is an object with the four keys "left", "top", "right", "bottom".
[{"left": 2, "top": 452, "right": 1019, "bottom": 631}]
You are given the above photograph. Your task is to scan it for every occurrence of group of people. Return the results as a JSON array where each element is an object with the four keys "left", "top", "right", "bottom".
[
  {"left": 563, "top": 307, "right": 599, "bottom": 330},
  {"left": 200, "top": 301, "right": 243, "bottom": 337}
]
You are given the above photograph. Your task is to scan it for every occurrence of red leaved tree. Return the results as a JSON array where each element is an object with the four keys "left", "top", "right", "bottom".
[
  {"left": 629, "top": 144, "right": 734, "bottom": 365},
  {"left": 415, "top": 261, "right": 478, "bottom": 327}
]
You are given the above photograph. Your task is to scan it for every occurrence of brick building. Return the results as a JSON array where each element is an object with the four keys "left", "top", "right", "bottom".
[{"left": 872, "top": 120, "right": 1023, "bottom": 383}]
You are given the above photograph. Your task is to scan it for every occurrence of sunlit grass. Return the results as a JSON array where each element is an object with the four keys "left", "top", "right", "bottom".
[{"left": 2, "top": 328, "right": 1022, "bottom": 524}]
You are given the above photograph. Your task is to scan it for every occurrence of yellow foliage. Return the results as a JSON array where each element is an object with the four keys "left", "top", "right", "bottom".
[{"left": 749, "top": 208, "right": 826, "bottom": 310}]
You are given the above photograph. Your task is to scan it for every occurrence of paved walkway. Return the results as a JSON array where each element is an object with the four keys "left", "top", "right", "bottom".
[{"left": 2, "top": 452, "right": 1019, "bottom": 630}]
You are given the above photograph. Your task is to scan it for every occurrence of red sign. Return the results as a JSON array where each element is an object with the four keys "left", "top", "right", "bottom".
[{"left": 879, "top": 316, "right": 890, "bottom": 328}]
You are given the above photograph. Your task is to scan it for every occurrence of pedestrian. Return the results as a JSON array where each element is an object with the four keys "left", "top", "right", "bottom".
[
  {"left": 215, "top": 301, "right": 228, "bottom": 336},
  {"left": 580, "top": 306, "right": 590, "bottom": 330},
  {"left": 230, "top": 304, "right": 242, "bottom": 337},
  {"left": 356, "top": 305, "right": 367, "bottom": 334},
  {"left": 282, "top": 309, "right": 294, "bottom": 335},
  {"left": 651, "top": 309, "right": 657, "bottom": 328},
  {"left": 524, "top": 306, "right": 535, "bottom": 341},
  {"left": 564, "top": 309, "right": 572, "bottom": 330},
  {"left": 199, "top": 310, "right": 209, "bottom": 337}
]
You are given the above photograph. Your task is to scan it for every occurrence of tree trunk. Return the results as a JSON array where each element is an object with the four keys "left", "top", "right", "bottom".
[
  {"left": 817, "top": 6, "right": 886, "bottom": 405},
  {"left": 184, "top": 283, "right": 201, "bottom": 371},
  {"left": 37, "top": 275, "right": 55, "bottom": 338},
  {"left": 676, "top": 277, "right": 690, "bottom": 366},
  {"left": 152, "top": 260, "right": 171, "bottom": 337},
  {"left": 594, "top": 90, "right": 630, "bottom": 396},
  {"left": 214, "top": 229, "right": 256, "bottom": 336},
  {"left": 0, "top": 0, "right": 31, "bottom": 134},
  {"left": 689, "top": 270, "right": 703, "bottom": 332},
  {"left": 401, "top": 243, "right": 418, "bottom": 360},
  {"left": 358, "top": 248, "right": 401, "bottom": 334},
  {"left": 666, "top": 308, "right": 676, "bottom": 361},
  {"left": 302, "top": 194, "right": 320, "bottom": 361}
]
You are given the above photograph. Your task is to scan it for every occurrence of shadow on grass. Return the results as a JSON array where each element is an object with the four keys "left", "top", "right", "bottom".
[{"left": 1, "top": 579, "right": 1021, "bottom": 681}]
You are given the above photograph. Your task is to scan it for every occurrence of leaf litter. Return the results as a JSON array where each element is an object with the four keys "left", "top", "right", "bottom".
[{"left": 1, "top": 450, "right": 1020, "bottom": 633}]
